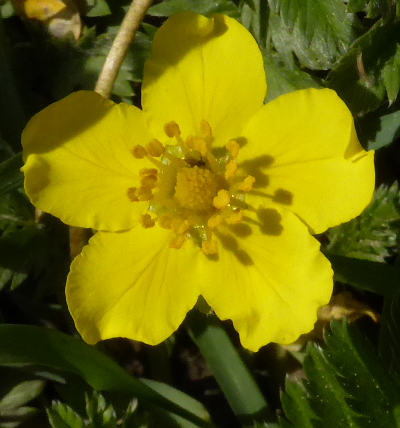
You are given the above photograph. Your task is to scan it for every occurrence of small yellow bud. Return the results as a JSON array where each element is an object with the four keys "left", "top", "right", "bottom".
[
  {"left": 140, "top": 214, "right": 155, "bottom": 228},
  {"left": 202, "top": 239, "right": 218, "bottom": 255},
  {"left": 127, "top": 187, "right": 139, "bottom": 202},
  {"left": 226, "top": 140, "right": 240, "bottom": 158},
  {"left": 200, "top": 120, "right": 212, "bottom": 138}
]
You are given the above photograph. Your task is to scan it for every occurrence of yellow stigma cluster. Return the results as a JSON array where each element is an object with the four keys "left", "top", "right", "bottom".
[{"left": 128, "top": 121, "right": 255, "bottom": 256}]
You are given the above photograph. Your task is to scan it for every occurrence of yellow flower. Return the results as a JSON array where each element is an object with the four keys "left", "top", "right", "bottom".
[{"left": 21, "top": 12, "right": 375, "bottom": 352}]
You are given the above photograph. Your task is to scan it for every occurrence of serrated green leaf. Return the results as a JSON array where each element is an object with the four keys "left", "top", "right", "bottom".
[
  {"left": 327, "top": 183, "right": 400, "bottom": 262},
  {"left": 327, "top": 20, "right": 400, "bottom": 115},
  {"left": 0, "top": 380, "right": 44, "bottom": 411},
  {"left": 357, "top": 110, "right": 400, "bottom": 150},
  {"left": 47, "top": 402, "right": 84, "bottom": 428},
  {"left": 280, "top": 321, "right": 400, "bottom": 427},
  {"left": 264, "top": 53, "right": 321, "bottom": 101},
  {"left": 0, "top": 325, "right": 212, "bottom": 427},
  {"left": 382, "top": 44, "right": 400, "bottom": 104},
  {"left": 267, "top": 0, "right": 355, "bottom": 70},
  {"left": 0, "top": 153, "right": 23, "bottom": 197},
  {"left": 148, "top": 0, "right": 239, "bottom": 18}
]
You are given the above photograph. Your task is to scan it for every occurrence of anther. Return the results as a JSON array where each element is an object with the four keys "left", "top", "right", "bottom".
[
  {"left": 192, "top": 137, "right": 208, "bottom": 156},
  {"left": 200, "top": 120, "right": 212, "bottom": 138},
  {"left": 132, "top": 145, "right": 147, "bottom": 159},
  {"left": 137, "top": 186, "right": 153, "bottom": 201},
  {"left": 164, "top": 121, "right": 181, "bottom": 138},
  {"left": 225, "top": 160, "right": 238, "bottom": 180},
  {"left": 202, "top": 239, "right": 218, "bottom": 255},
  {"left": 238, "top": 175, "right": 256, "bottom": 192},
  {"left": 213, "top": 189, "right": 230, "bottom": 210},
  {"left": 158, "top": 214, "right": 173, "bottom": 229},
  {"left": 140, "top": 214, "right": 155, "bottom": 228},
  {"left": 139, "top": 168, "right": 158, "bottom": 178},
  {"left": 226, "top": 140, "right": 240, "bottom": 158},
  {"left": 140, "top": 175, "right": 157, "bottom": 189},
  {"left": 146, "top": 139, "right": 165, "bottom": 157},
  {"left": 127, "top": 187, "right": 139, "bottom": 202},
  {"left": 225, "top": 210, "right": 243, "bottom": 224},
  {"left": 172, "top": 218, "right": 190, "bottom": 235},
  {"left": 207, "top": 214, "right": 223, "bottom": 229},
  {"left": 169, "top": 234, "right": 186, "bottom": 249}
]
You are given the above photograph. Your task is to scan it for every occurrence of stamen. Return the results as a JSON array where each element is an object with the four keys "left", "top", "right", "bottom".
[
  {"left": 238, "top": 175, "right": 256, "bottom": 192},
  {"left": 137, "top": 186, "right": 153, "bottom": 201},
  {"left": 158, "top": 214, "right": 173, "bottom": 229},
  {"left": 200, "top": 120, "right": 212, "bottom": 138},
  {"left": 139, "top": 168, "right": 158, "bottom": 177},
  {"left": 164, "top": 121, "right": 181, "bottom": 138},
  {"left": 169, "top": 234, "right": 186, "bottom": 249},
  {"left": 207, "top": 214, "right": 223, "bottom": 229},
  {"left": 127, "top": 187, "right": 139, "bottom": 202},
  {"left": 226, "top": 140, "right": 240, "bottom": 158},
  {"left": 140, "top": 214, "right": 155, "bottom": 228},
  {"left": 192, "top": 137, "right": 208, "bottom": 157},
  {"left": 225, "top": 210, "right": 243, "bottom": 224},
  {"left": 225, "top": 160, "right": 238, "bottom": 180},
  {"left": 213, "top": 189, "right": 230, "bottom": 210},
  {"left": 132, "top": 145, "right": 147, "bottom": 159},
  {"left": 171, "top": 218, "right": 190, "bottom": 235},
  {"left": 202, "top": 239, "right": 218, "bottom": 255},
  {"left": 140, "top": 175, "right": 157, "bottom": 189},
  {"left": 146, "top": 139, "right": 165, "bottom": 157}
]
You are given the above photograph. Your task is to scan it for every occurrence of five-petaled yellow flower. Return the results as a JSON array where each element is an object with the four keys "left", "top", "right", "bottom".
[{"left": 21, "top": 12, "right": 375, "bottom": 352}]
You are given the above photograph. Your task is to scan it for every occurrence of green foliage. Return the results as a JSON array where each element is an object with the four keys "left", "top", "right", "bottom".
[
  {"left": 47, "top": 392, "right": 139, "bottom": 428},
  {"left": 0, "top": 324, "right": 212, "bottom": 427},
  {"left": 280, "top": 320, "right": 400, "bottom": 427},
  {"left": 327, "top": 20, "right": 400, "bottom": 115},
  {"left": 327, "top": 183, "right": 400, "bottom": 262},
  {"left": 148, "top": 0, "right": 239, "bottom": 17},
  {"left": 267, "top": 0, "right": 356, "bottom": 70}
]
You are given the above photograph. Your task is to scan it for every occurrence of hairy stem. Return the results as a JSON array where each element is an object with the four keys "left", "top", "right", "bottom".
[{"left": 95, "top": 0, "right": 153, "bottom": 98}]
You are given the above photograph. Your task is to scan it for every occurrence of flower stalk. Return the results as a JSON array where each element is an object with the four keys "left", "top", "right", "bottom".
[{"left": 95, "top": 0, "right": 153, "bottom": 98}]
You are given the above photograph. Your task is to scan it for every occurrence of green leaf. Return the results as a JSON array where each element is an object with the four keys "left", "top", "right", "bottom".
[
  {"left": 382, "top": 44, "right": 400, "bottom": 104},
  {"left": 357, "top": 110, "right": 400, "bottom": 150},
  {"left": 328, "top": 254, "right": 400, "bottom": 296},
  {"left": 0, "top": 153, "right": 23, "bottom": 197},
  {"left": 264, "top": 53, "right": 321, "bottom": 102},
  {"left": 267, "top": 0, "right": 355, "bottom": 70},
  {"left": 148, "top": 0, "right": 240, "bottom": 18},
  {"left": 327, "top": 20, "right": 400, "bottom": 115},
  {"left": 0, "top": 380, "right": 44, "bottom": 411},
  {"left": 86, "top": 0, "right": 111, "bottom": 17},
  {"left": 327, "top": 183, "right": 400, "bottom": 262},
  {"left": 347, "top": 0, "right": 368, "bottom": 12},
  {"left": 280, "top": 320, "right": 400, "bottom": 427},
  {"left": 47, "top": 402, "right": 84, "bottom": 428},
  {"left": 379, "top": 290, "right": 400, "bottom": 382},
  {"left": 0, "top": 324, "right": 212, "bottom": 427}
]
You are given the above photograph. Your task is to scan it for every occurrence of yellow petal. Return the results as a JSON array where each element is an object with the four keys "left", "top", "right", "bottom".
[
  {"left": 66, "top": 227, "right": 203, "bottom": 345},
  {"left": 240, "top": 88, "right": 375, "bottom": 233},
  {"left": 200, "top": 208, "right": 333, "bottom": 351},
  {"left": 142, "top": 11, "right": 266, "bottom": 144},
  {"left": 22, "top": 91, "right": 153, "bottom": 231}
]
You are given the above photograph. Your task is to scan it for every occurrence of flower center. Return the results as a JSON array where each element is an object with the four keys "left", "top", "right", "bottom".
[
  {"left": 127, "top": 120, "right": 255, "bottom": 256},
  {"left": 174, "top": 166, "right": 217, "bottom": 211}
]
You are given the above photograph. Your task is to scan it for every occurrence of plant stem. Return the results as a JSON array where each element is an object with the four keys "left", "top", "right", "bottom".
[
  {"left": 95, "top": 0, "right": 153, "bottom": 98},
  {"left": 188, "top": 311, "right": 274, "bottom": 424}
]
